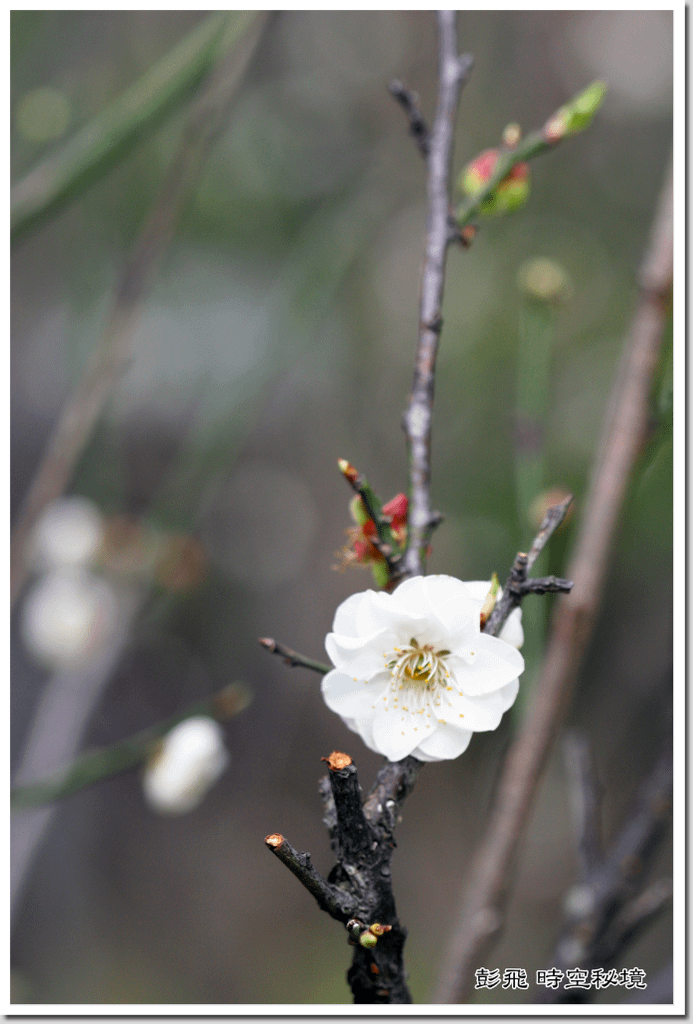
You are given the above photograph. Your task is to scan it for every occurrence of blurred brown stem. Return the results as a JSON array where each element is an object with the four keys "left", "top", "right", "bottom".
[
  {"left": 10, "top": 13, "right": 269, "bottom": 608},
  {"left": 432, "top": 159, "right": 673, "bottom": 1003},
  {"left": 539, "top": 747, "right": 673, "bottom": 1003}
]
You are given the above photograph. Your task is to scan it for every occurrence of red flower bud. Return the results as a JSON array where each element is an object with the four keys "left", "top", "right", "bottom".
[{"left": 459, "top": 148, "right": 530, "bottom": 217}]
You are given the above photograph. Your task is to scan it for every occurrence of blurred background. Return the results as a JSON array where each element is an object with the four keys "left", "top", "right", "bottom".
[{"left": 11, "top": 10, "right": 673, "bottom": 1006}]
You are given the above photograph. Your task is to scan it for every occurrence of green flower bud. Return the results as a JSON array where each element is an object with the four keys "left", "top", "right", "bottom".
[
  {"left": 371, "top": 560, "right": 390, "bottom": 589},
  {"left": 517, "top": 257, "right": 573, "bottom": 304},
  {"left": 544, "top": 81, "right": 607, "bottom": 142},
  {"left": 349, "top": 495, "right": 370, "bottom": 527},
  {"left": 359, "top": 931, "right": 378, "bottom": 949}
]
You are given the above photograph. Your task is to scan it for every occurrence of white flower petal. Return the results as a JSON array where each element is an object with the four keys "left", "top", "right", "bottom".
[
  {"left": 325, "top": 627, "right": 394, "bottom": 675},
  {"left": 391, "top": 575, "right": 478, "bottom": 646},
  {"left": 413, "top": 723, "right": 473, "bottom": 761},
  {"left": 499, "top": 607, "right": 524, "bottom": 649},
  {"left": 465, "top": 580, "right": 495, "bottom": 605},
  {"left": 355, "top": 587, "right": 426, "bottom": 638},
  {"left": 142, "top": 716, "right": 229, "bottom": 815},
  {"left": 437, "top": 677, "right": 520, "bottom": 731},
  {"left": 332, "top": 590, "right": 367, "bottom": 636},
  {"left": 321, "top": 669, "right": 387, "bottom": 719},
  {"left": 447, "top": 634, "right": 524, "bottom": 696},
  {"left": 371, "top": 709, "right": 424, "bottom": 762}
]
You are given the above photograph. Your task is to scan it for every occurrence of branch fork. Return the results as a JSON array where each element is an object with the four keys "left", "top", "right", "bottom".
[{"left": 266, "top": 752, "right": 422, "bottom": 1003}]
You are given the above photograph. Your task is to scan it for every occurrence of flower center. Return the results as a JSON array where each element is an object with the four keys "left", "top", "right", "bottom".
[{"left": 387, "top": 637, "right": 450, "bottom": 689}]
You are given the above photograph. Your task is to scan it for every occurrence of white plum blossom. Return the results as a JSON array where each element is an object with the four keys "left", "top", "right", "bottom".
[
  {"left": 28, "top": 496, "right": 104, "bottom": 572},
  {"left": 142, "top": 716, "right": 230, "bottom": 815},
  {"left": 20, "top": 567, "right": 118, "bottom": 670},
  {"left": 322, "top": 575, "right": 524, "bottom": 763}
]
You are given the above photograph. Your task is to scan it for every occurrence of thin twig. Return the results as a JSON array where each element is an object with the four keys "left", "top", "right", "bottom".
[
  {"left": 485, "top": 497, "right": 574, "bottom": 637},
  {"left": 258, "top": 637, "right": 330, "bottom": 675},
  {"left": 389, "top": 79, "right": 431, "bottom": 157},
  {"left": 401, "top": 12, "right": 473, "bottom": 578},
  {"left": 432, "top": 159, "right": 673, "bottom": 1003},
  {"left": 526, "top": 495, "right": 574, "bottom": 573},
  {"left": 337, "top": 458, "right": 404, "bottom": 582},
  {"left": 264, "top": 833, "right": 357, "bottom": 920},
  {"left": 10, "top": 13, "right": 269, "bottom": 608}
]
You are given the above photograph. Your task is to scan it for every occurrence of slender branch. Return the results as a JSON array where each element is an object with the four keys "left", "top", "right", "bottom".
[
  {"left": 432, "top": 159, "right": 673, "bottom": 1003},
  {"left": 526, "top": 495, "right": 574, "bottom": 573},
  {"left": 454, "top": 81, "right": 606, "bottom": 231},
  {"left": 10, "top": 13, "right": 269, "bottom": 608},
  {"left": 258, "top": 637, "right": 330, "bottom": 675},
  {"left": 485, "top": 496, "right": 573, "bottom": 637},
  {"left": 401, "top": 12, "right": 473, "bottom": 578},
  {"left": 264, "top": 833, "right": 357, "bottom": 921},
  {"left": 10, "top": 12, "right": 243, "bottom": 239},
  {"left": 337, "top": 458, "right": 404, "bottom": 581},
  {"left": 563, "top": 731, "right": 604, "bottom": 877},
  {"left": 11, "top": 681, "right": 251, "bottom": 812}
]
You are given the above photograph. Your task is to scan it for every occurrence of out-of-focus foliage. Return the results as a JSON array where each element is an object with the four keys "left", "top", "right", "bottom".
[{"left": 11, "top": 11, "right": 672, "bottom": 1005}]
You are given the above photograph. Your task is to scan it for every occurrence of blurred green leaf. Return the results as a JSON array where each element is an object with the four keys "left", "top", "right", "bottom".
[{"left": 11, "top": 11, "right": 257, "bottom": 240}]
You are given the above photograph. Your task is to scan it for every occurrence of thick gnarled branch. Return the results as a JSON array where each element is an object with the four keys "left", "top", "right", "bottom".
[{"left": 266, "top": 751, "right": 419, "bottom": 1004}]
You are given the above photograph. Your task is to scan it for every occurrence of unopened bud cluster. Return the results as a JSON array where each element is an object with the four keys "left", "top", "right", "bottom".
[
  {"left": 346, "top": 919, "right": 393, "bottom": 948},
  {"left": 459, "top": 148, "right": 530, "bottom": 217},
  {"left": 334, "top": 490, "right": 408, "bottom": 589}
]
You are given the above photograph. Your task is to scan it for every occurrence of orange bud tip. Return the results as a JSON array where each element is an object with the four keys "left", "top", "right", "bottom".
[
  {"left": 337, "top": 458, "right": 359, "bottom": 482},
  {"left": 265, "top": 833, "right": 284, "bottom": 848},
  {"left": 321, "top": 751, "right": 353, "bottom": 771},
  {"left": 370, "top": 964, "right": 380, "bottom": 975}
]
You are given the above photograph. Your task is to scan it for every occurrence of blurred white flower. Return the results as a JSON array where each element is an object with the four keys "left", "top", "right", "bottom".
[
  {"left": 142, "top": 716, "right": 230, "bottom": 815},
  {"left": 20, "top": 568, "right": 118, "bottom": 670},
  {"left": 322, "top": 575, "right": 524, "bottom": 763},
  {"left": 28, "top": 496, "right": 104, "bottom": 572}
]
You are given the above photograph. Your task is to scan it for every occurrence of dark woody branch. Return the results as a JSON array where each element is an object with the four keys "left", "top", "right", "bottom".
[
  {"left": 389, "top": 79, "right": 431, "bottom": 157},
  {"left": 266, "top": 751, "right": 418, "bottom": 1004},
  {"left": 539, "top": 746, "right": 673, "bottom": 1003},
  {"left": 484, "top": 496, "right": 574, "bottom": 638},
  {"left": 563, "top": 731, "right": 604, "bottom": 877},
  {"left": 264, "top": 832, "right": 357, "bottom": 921}
]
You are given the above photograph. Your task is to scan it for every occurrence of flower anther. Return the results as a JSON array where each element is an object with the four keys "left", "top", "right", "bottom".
[{"left": 322, "top": 575, "right": 524, "bottom": 763}]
